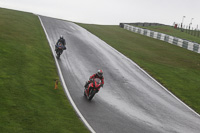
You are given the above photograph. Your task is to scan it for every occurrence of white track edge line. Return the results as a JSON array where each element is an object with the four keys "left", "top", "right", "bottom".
[
  {"left": 38, "top": 15, "right": 96, "bottom": 133},
  {"left": 103, "top": 38, "right": 200, "bottom": 118}
]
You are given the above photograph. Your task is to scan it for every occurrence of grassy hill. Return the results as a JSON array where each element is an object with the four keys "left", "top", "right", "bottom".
[
  {"left": 0, "top": 8, "right": 89, "bottom": 133},
  {"left": 77, "top": 23, "right": 200, "bottom": 114},
  {"left": 1, "top": 6, "right": 200, "bottom": 133}
]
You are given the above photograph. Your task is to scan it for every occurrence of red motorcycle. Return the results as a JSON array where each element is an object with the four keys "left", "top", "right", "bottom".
[{"left": 84, "top": 78, "right": 102, "bottom": 101}]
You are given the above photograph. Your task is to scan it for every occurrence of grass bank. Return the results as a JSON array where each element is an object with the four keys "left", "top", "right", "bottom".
[
  {"left": 0, "top": 8, "right": 89, "bottom": 133},
  {"left": 77, "top": 23, "right": 200, "bottom": 114}
]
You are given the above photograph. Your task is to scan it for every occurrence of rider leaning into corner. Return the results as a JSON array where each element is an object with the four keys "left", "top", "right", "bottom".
[
  {"left": 84, "top": 69, "right": 104, "bottom": 92},
  {"left": 55, "top": 35, "right": 67, "bottom": 51}
]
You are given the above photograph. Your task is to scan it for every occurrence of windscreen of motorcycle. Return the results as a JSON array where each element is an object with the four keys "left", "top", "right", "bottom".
[{"left": 95, "top": 78, "right": 101, "bottom": 86}]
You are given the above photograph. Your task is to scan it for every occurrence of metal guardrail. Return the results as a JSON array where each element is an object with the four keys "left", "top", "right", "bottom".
[{"left": 122, "top": 24, "right": 200, "bottom": 53}]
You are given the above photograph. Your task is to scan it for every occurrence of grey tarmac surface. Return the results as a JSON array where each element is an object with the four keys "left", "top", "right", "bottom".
[{"left": 40, "top": 16, "right": 200, "bottom": 133}]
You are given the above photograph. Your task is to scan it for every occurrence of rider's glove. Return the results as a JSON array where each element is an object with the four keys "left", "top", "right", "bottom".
[
  {"left": 89, "top": 78, "right": 93, "bottom": 82},
  {"left": 101, "top": 84, "right": 104, "bottom": 88}
]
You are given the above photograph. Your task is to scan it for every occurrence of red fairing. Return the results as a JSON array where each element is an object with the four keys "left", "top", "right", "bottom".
[
  {"left": 89, "top": 82, "right": 94, "bottom": 88},
  {"left": 94, "top": 80, "right": 101, "bottom": 88},
  {"left": 89, "top": 79, "right": 100, "bottom": 88},
  {"left": 90, "top": 74, "right": 104, "bottom": 85},
  {"left": 86, "top": 80, "right": 95, "bottom": 96}
]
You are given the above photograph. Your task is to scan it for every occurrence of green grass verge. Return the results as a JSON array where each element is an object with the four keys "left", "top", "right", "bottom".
[
  {"left": 77, "top": 23, "right": 200, "bottom": 114},
  {"left": 0, "top": 8, "right": 89, "bottom": 133}
]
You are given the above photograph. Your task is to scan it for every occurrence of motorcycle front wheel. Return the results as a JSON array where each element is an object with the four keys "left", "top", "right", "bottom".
[
  {"left": 56, "top": 51, "right": 61, "bottom": 59},
  {"left": 88, "top": 89, "right": 96, "bottom": 101}
]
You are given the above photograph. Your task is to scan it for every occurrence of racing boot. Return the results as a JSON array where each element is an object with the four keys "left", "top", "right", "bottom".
[{"left": 84, "top": 81, "right": 89, "bottom": 88}]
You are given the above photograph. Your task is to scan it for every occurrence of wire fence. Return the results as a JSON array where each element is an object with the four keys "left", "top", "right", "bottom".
[{"left": 174, "top": 24, "right": 200, "bottom": 37}]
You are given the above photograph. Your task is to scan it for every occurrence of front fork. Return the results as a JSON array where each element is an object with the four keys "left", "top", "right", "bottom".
[{"left": 86, "top": 87, "right": 91, "bottom": 97}]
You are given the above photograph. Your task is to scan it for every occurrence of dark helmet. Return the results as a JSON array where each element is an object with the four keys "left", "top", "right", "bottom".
[
  {"left": 97, "top": 69, "right": 103, "bottom": 77},
  {"left": 60, "top": 35, "right": 63, "bottom": 39}
]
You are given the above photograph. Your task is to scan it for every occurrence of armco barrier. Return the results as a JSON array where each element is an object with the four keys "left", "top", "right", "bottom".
[{"left": 123, "top": 24, "right": 200, "bottom": 53}]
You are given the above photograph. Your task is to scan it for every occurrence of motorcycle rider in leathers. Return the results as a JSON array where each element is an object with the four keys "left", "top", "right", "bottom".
[
  {"left": 55, "top": 35, "right": 66, "bottom": 52},
  {"left": 84, "top": 69, "right": 104, "bottom": 92}
]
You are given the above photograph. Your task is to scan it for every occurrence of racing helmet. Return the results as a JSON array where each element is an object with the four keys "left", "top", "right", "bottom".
[
  {"left": 97, "top": 69, "right": 103, "bottom": 77},
  {"left": 60, "top": 35, "right": 63, "bottom": 39}
]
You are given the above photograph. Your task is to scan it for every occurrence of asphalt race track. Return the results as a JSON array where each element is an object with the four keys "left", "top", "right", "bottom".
[{"left": 39, "top": 16, "right": 200, "bottom": 133}]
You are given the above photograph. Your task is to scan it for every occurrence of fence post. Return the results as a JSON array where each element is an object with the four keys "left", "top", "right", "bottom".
[{"left": 199, "top": 30, "right": 200, "bottom": 37}]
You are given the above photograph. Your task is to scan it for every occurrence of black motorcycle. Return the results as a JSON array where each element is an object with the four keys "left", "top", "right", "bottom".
[{"left": 55, "top": 42, "right": 65, "bottom": 59}]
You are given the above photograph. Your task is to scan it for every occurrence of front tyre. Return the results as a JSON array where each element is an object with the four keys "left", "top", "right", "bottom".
[
  {"left": 88, "top": 89, "right": 96, "bottom": 101},
  {"left": 56, "top": 50, "right": 61, "bottom": 59},
  {"left": 84, "top": 88, "right": 87, "bottom": 97}
]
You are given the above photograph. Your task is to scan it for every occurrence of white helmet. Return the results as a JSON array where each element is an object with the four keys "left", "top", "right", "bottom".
[{"left": 97, "top": 69, "right": 103, "bottom": 77}]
